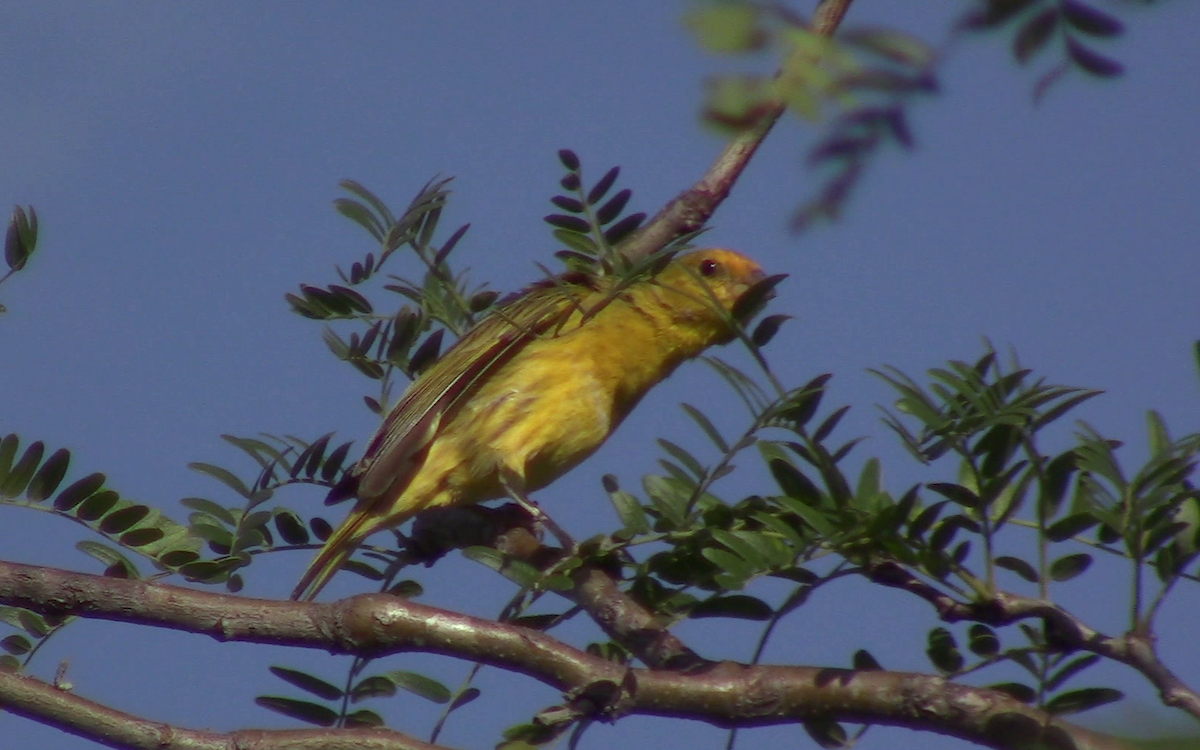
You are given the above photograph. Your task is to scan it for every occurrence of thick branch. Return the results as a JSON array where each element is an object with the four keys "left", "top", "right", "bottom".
[
  {"left": 0, "top": 560, "right": 1128, "bottom": 750},
  {"left": 410, "top": 505, "right": 702, "bottom": 669},
  {"left": 0, "top": 669, "right": 440, "bottom": 750},
  {"left": 867, "top": 561, "right": 1200, "bottom": 722},
  {"left": 620, "top": 0, "right": 855, "bottom": 263}
]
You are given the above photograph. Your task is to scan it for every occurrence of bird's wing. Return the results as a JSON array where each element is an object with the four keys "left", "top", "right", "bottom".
[{"left": 352, "top": 273, "right": 598, "bottom": 501}]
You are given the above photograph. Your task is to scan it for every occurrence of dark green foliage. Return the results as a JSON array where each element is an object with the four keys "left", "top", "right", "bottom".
[
  {"left": 0, "top": 435, "right": 201, "bottom": 582},
  {"left": 964, "top": 0, "right": 1126, "bottom": 101},
  {"left": 4, "top": 206, "right": 38, "bottom": 272},
  {"left": 256, "top": 661, "right": 453, "bottom": 731},
  {"left": 544, "top": 151, "right": 651, "bottom": 269},
  {"left": 6, "top": 176, "right": 1194, "bottom": 745}
]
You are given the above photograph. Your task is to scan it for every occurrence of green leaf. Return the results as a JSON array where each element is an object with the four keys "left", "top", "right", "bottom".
[
  {"left": 711, "top": 529, "right": 771, "bottom": 569},
  {"left": 120, "top": 526, "right": 165, "bottom": 548},
  {"left": 342, "top": 559, "right": 384, "bottom": 581},
  {"left": 1045, "top": 687, "right": 1123, "bottom": 715},
  {"left": 544, "top": 213, "right": 591, "bottom": 233},
  {"left": 292, "top": 434, "right": 332, "bottom": 480},
  {"left": 686, "top": 4, "right": 764, "bottom": 54},
  {"left": 967, "top": 624, "right": 1000, "bottom": 656},
  {"left": 603, "top": 475, "right": 649, "bottom": 534},
  {"left": 462, "top": 547, "right": 541, "bottom": 589},
  {"left": 657, "top": 439, "right": 706, "bottom": 481},
  {"left": 1039, "top": 450, "right": 1078, "bottom": 520},
  {"left": 16, "top": 610, "right": 51, "bottom": 638},
  {"left": 1046, "top": 513, "right": 1098, "bottom": 542},
  {"left": 926, "top": 627, "right": 964, "bottom": 673},
  {"left": 345, "top": 709, "right": 384, "bottom": 728},
  {"left": 908, "top": 500, "right": 946, "bottom": 540},
  {"left": 550, "top": 195, "right": 584, "bottom": 214},
  {"left": 751, "top": 314, "right": 790, "bottom": 347},
  {"left": 700, "top": 547, "right": 753, "bottom": 586},
  {"left": 853, "top": 457, "right": 882, "bottom": 503},
  {"left": 557, "top": 149, "right": 580, "bottom": 172},
  {"left": 929, "top": 515, "right": 977, "bottom": 552},
  {"left": 803, "top": 718, "right": 849, "bottom": 749},
  {"left": 273, "top": 509, "right": 309, "bottom": 545},
  {"left": 927, "top": 482, "right": 979, "bottom": 510},
  {"left": 553, "top": 229, "right": 600, "bottom": 257},
  {"left": 995, "top": 555, "right": 1039, "bottom": 583},
  {"left": 408, "top": 329, "right": 445, "bottom": 376},
  {"left": 179, "top": 497, "right": 237, "bottom": 526},
  {"left": 767, "top": 457, "right": 821, "bottom": 503},
  {"left": 0, "top": 435, "right": 18, "bottom": 486},
  {"left": 389, "top": 670, "right": 452, "bottom": 703},
  {"left": 25, "top": 448, "right": 70, "bottom": 502},
  {"left": 449, "top": 687, "right": 482, "bottom": 711},
  {"left": 1066, "top": 38, "right": 1122, "bottom": 78},
  {"left": 1, "top": 441, "right": 43, "bottom": 498},
  {"left": 813, "top": 405, "right": 850, "bottom": 444},
  {"left": 642, "top": 474, "right": 689, "bottom": 528},
  {"left": 595, "top": 189, "right": 632, "bottom": 226},
  {"left": 98, "top": 504, "right": 150, "bottom": 534},
  {"left": 255, "top": 696, "right": 338, "bottom": 726},
  {"left": 852, "top": 650, "right": 882, "bottom": 670},
  {"left": 5, "top": 206, "right": 38, "bottom": 271},
  {"left": 320, "top": 441, "right": 353, "bottom": 483},
  {"left": 350, "top": 674, "right": 397, "bottom": 702},
  {"left": 1013, "top": 9, "right": 1058, "bottom": 64},
  {"left": 680, "top": 403, "right": 730, "bottom": 453},
  {"left": 387, "top": 579, "right": 423, "bottom": 598},
  {"left": 48, "top": 473, "right": 105, "bottom": 513},
  {"left": 1049, "top": 553, "right": 1092, "bottom": 582},
  {"left": 0, "top": 634, "right": 32, "bottom": 655},
  {"left": 1062, "top": 0, "right": 1122, "bottom": 37},
  {"left": 688, "top": 594, "right": 773, "bottom": 621},
  {"left": 188, "top": 462, "right": 252, "bottom": 499},
  {"left": 76, "top": 541, "right": 139, "bottom": 578},
  {"left": 268, "top": 665, "right": 343, "bottom": 700},
  {"left": 964, "top": 0, "right": 1039, "bottom": 28},
  {"left": 586, "top": 166, "right": 620, "bottom": 205},
  {"left": 1047, "top": 654, "right": 1101, "bottom": 692},
  {"left": 76, "top": 490, "right": 118, "bottom": 521},
  {"left": 333, "top": 199, "right": 385, "bottom": 242}
]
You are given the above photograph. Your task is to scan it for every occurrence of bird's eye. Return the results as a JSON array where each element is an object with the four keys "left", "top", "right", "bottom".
[{"left": 699, "top": 258, "right": 721, "bottom": 277}]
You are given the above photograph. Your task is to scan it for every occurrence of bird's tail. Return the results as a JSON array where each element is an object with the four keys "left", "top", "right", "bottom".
[{"left": 291, "top": 505, "right": 375, "bottom": 601}]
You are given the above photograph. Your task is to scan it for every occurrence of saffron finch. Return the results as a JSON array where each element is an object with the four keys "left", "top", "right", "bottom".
[{"left": 293, "top": 248, "right": 768, "bottom": 600}]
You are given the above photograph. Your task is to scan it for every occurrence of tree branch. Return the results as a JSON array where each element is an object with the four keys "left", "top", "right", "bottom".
[
  {"left": 0, "top": 669, "right": 442, "bottom": 750},
  {"left": 621, "top": 0, "right": 856, "bottom": 263},
  {"left": 0, "top": 560, "right": 1130, "bottom": 750},
  {"left": 409, "top": 504, "right": 703, "bottom": 669},
  {"left": 866, "top": 560, "right": 1200, "bottom": 722}
]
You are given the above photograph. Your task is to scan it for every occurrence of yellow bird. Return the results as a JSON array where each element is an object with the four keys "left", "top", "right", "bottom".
[{"left": 292, "top": 248, "right": 769, "bottom": 600}]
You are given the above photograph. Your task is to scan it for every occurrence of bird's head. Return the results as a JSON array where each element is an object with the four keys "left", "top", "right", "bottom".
[{"left": 651, "top": 248, "right": 781, "bottom": 343}]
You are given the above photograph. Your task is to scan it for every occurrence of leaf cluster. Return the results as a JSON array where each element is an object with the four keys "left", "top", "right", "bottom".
[
  {"left": 1, "top": 206, "right": 40, "bottom": 314},
  {"left": 963, "top": 0, "right": 1126, "bottom": 101}
]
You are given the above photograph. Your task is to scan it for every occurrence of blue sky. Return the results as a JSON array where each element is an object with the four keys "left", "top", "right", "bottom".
[{"left": 3, "top": 2, "right": 1199, "bottom": 749}]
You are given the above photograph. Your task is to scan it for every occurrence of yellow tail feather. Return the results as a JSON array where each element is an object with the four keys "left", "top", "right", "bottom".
[{"left": 291, "top": 508, "right": 372, "bottom": 601}]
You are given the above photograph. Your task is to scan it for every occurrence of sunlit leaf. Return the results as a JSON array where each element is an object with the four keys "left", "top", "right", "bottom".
[
  {"left": 255, "top": 696, "right": 338, "bottom": 726},
  {"left": 1045, "top": 687, "right": 1123, "bottom": 715},
  {"left": 269, "top": 666, "right": 343, "bottom": 701}
]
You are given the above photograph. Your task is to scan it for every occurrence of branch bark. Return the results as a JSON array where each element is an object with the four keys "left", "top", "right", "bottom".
[
  {"left": 0, "top": 669, "right": 442, "bottom": 750},
  {"left": 867, "top": 560, "right": 1200, "bottom": 722},
  {"left": 0, "top": 560, "right": 1130, "bottom": 750},
  {"left": 410, "top": 504, "right": 703, "bottom": 669}
]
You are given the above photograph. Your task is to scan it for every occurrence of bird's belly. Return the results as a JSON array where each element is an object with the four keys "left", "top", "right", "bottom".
[{"left": 459, "top": 368, "right": 613, "bottom": 492}]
